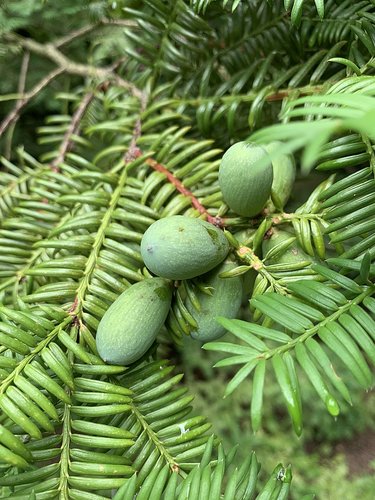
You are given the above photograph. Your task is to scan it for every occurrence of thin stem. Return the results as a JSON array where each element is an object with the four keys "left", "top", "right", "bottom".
[
  {"left": 72, "top": 165, "right": 129, "bottom": 319},
  {"left": 0, "top": 67, "right": 65, "bottom": 138},
  {"left": 55, "top": 19, "right": 137, "bottom": 48},
  {"left": 143, "top": 154, "right": 224, "bottom": 227},
  {"left": 71, "top": 104, "right": 147, "bottom": 319},
  {"left": 58, "top": 326, "right": 76, "bottom": 500},
  {"left": 17, "top": 51, "right": 30, "bottom": 96},
  {"left": 58, "top": 402, "right": 72, "bottom": 500},
  {"left": 51, "top": 90, "right": 96, "bottom": 171},
  {"left": 4, "top": 33, "right": 143, "bottom": 100},
  {"left": 131, "top": 404, "right": 183, "bottom": 475},
  {"left": 55, "top": 23, "right": 100, "bottom": 48},
  {"left": 124, "top": 92, "right": 148, "bottom": 163},
  {"left": 269, "top": 212, "right": 324, "bottom": 225},
  {"left": 171, "top": 84, "right": 323, "bottom": 108}
]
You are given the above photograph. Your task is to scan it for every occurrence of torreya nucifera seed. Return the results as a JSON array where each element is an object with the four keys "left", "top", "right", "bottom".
[
  {"left": 219, "top": 141, "right": 273, "bottom": 217},
  {"left": 96, "top": 278, "right": 172, "bottom": 365},
  {"left": 264, "top": 141, "right": 296, "bottom": 210},
  {"left": 187, "top": 261, "right": 243, "bottom": 342},
  {"left": 141, "top": 215, "right": 229, "bottom": 280}
]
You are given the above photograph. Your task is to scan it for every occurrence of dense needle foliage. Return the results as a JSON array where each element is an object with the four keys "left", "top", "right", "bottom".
[{"left": 1, "top": 0, "right": 375, "bottom": 498}]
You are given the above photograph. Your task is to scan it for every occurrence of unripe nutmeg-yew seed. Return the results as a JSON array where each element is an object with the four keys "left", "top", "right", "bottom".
[
  {"left": 188, "top": 260, "right": 243, "bottom": 342},
  {"left": 141, "top": 215, "right": 229, "bottom": 280},
  {"left": 96, "top": 278, "right": 172, "bottom": 365},
  {"left": 264, "top": 141, "right": 296, "bottom": 210},
  {"left": 219, "top": 142, "right": 273, "bottom": 217},
  {"left": 262, "top": 229, "right": 312, "bottom": 265}
]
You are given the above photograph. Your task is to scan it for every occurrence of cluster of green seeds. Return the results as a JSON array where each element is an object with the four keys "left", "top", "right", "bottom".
[{"left": 96, "top": 142, "right": 295, "bottom": 365}]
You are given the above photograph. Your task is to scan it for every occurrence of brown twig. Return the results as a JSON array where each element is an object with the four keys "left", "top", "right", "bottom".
[
  {"left": 54, "top": 24, "right": 99, "bottom": 48},
  {"left": 142, "top": 155, "right": 224, "bottom": 227},
  {"left": 4, "top": 33, "right": 144, "bottom": 100},
  {"left": 266, "top": 89, "right": 305, "bottom": 102},
  {"left": 50, "top": 90, "right": 96, "bottom": 171},
  {"left": 117, "top": 85, "right": 220, "bottom": 223},
  {"left": 174, "top": 85, "right": 324, "bottom": 108},
  {"left": 123, "top": 89, "right": 149, "bottom": 163},
  {"left": 117, "top": 90, "right": 222, "bottom": 224},
  {"left": 0, "top": 67, "right": 65, "bottom": 138},
  {"left": 124, "top": 121, "right": 143, "bottom": 164},
  {"left": 0, "top": 28, "right": 147, "bottom": 140},
  {"left": 55, "top": 19, "right": 137, "bottom": 48}
]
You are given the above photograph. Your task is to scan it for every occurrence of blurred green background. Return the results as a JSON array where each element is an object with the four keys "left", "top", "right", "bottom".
[{"left": 179, "top": 336, "right": 375, "bottom": 499}]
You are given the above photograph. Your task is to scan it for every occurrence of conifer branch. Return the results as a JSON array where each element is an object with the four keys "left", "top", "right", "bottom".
[
  {"left": 4, "top": 33, "right": 144, "bottom": 100},
  {"left": 172, "top": 85, "right": 324, "bottom": 108},
  {"left": 263, "top": 287, "right": 375, "bottom": 360},
  {"left": 130, "top": 404, "right": 183, "bottom": 475},
  {"left": 0, "top": 315, "right": 73, "bottom": 394},
  {"left": 70, "top": 165, "right": 131, "bottom": 322}
]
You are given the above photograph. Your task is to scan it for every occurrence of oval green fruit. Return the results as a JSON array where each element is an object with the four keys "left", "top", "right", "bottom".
[
  {"left": 188, "top": 261, "right": 243, "bottom": 342},
  {"left": 262, "top": 229, "right": 311, "bottom": 265},
  {"left": 264, "top": 141, "right": 296, "bottom": 210},
  {"left": 233, "top": 227, "right": 256, "bottom": 247},
  {"left": 141, "top": 215, "right": 229, "bottom": 280},
  {"left": 219, "top": 142, "right": 273, "bottom": 217},
  {"left": 96, "top": 278, "right": 172, "bottom": 365}
]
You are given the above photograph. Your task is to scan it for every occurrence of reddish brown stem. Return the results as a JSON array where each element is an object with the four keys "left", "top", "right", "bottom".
[
  {"left": 124, "top": 118, "right": 143, "bottom": 163},
  {"left": 123, "top": 91, "right": 148, "bottom": 163},
  {"left": 143, "top": 155, "right": 224, "bottom": 227},
  {"left": 68, "top": 296, "right": 79, "bottom": 315},
  {"left": 266, "top": 86, "right": 324, "bottom": 102}
]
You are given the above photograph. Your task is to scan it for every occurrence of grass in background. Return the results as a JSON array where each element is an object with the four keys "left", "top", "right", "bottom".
[{"left": 180, "top": 336, "right": 375, "bottom": 499}]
